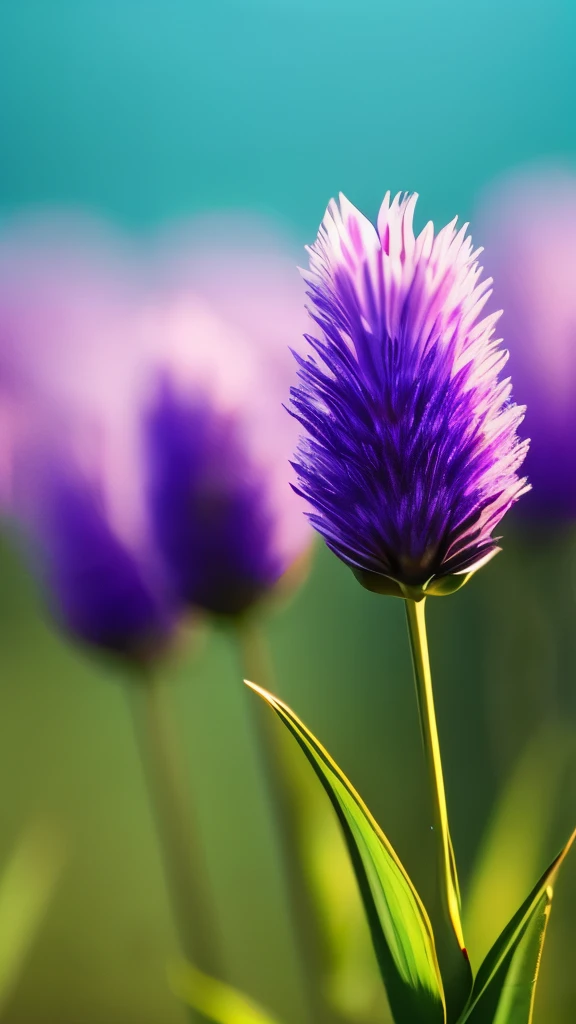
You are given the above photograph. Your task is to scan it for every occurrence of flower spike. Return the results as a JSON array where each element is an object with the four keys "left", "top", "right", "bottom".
[{"left": 292, "top": 192, "right": 529, "bottom": 597}]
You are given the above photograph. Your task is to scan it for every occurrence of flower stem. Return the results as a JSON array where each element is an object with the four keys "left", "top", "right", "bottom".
[
  {"left": 128, "top": 672, "right": 222, "bottom": 1023},
  {"left": 404, "top": 598, "right": 471, "bottom": 1017},
  {"left": 235, "top": 615, "right": 333, "bottom": 1024}
]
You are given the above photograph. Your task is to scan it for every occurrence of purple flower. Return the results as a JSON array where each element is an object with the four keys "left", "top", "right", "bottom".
[
  {"left": 16, "top": 438, "right": 175, "bottom": 659},
  {"left": 0, "top": 213, "right": 311, "bottom": 656},
  {"left": 476, "top": 166, "right": 576, "bottom": 522},
  {"left": 291, "top": 192, "right": 529, "bottom": 598},
  {"left": 140, "top": 215, "right": 312, "bottom": 616},
  {"left": 0, "top": 219, "right": 176, "bottom": 659},
  {"left": 146, "top": 382, "right": 285, "bottom": 617}
]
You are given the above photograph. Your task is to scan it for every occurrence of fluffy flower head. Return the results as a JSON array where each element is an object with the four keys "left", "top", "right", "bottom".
[{"left": 291, "top": 192, "right": 529, "bottom": 598}]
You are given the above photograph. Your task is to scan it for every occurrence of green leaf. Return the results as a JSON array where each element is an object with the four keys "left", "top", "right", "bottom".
[
  {"left": 491, "top": 888, "right": 552, "bottom": 1024},
  {"left": 0, "top": 822, "right": 65, "bottom": 1015},
  {"left": 464, "top": 721, "right": 572, "bottom": 970},
  {"left": 170, "top": 961, "right": 282, "bottom": 1024},
  {"left": 292, "top": 758, "right": 386, "bottom": 1021},
  {"left": 448, "top": 832, "right": 462, "bottom": 913},
  {"left": 458, "top": 827, "right": 576, "bottom": 1023},
  {"left": 245, "top": 680, "right": 446, "bottom": 1024}
]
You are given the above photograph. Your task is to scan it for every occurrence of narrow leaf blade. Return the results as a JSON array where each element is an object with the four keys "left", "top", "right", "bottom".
[
  {"left": 465, "top": 721, "right": 571, "bottom": 970},
  {"left": 460, "top": 827, "right": 575, "bottom": 1023},
  {"left": 491, "top": 888, "right": 552, "bottom": 1024},
  {"left": 0, "top": 823, "right": 65, "bottom": 1015},
  {"left": 170, "top": 962, "right": 282, "bottom": 1024},
  {"left": 245, "top": 680, "right": 446, "bottom": 1024}
]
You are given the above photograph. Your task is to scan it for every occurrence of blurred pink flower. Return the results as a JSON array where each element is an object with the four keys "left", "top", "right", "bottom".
[
  {"left": 476, "top": 165, "right": 576, "bottom": 521},
  {"left": 0, "top": 211, "right": 312, "bottom": 654}
]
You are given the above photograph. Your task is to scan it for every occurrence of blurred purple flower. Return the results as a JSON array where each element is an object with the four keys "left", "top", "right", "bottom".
[
  {"left": 141, "top": 225, "right": 312, "bottom": 615},
  {"left": 0, "top": 213, "right": 311, "bottom": 655},
  {"left": 16, "top": 436, "right": 175, "bottom": 660},
  {"left": 476, "top": 166, "right": 576, "bottom": 521},
  {"left": 0, "top": 218, "right": 176, "bottom": 659},
  {"left": 291, "top": 192, "right": 529, "bottom": 598}
]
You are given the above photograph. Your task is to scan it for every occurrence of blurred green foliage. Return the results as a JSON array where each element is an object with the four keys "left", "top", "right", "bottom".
[{"left": 0, "top": 1, "right": 574, "bottom": 1022}]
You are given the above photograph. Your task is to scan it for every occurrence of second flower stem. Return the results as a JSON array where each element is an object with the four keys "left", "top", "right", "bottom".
[{"left": 129, "top": 672, "right": 222, "bottom": 1023}]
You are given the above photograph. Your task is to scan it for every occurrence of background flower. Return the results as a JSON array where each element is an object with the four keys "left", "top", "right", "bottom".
[
  {"left": 143, "top": 215, "right": 312, "bottom": 617},
  {"left": 475, "top": 165, "right": 576, "bottom": 522},
  {"left": 0, "top": 217, "right": 175, "bottom": 658},
  {"left": 0, "top": 213, "right": 312, "bottom": 654}
]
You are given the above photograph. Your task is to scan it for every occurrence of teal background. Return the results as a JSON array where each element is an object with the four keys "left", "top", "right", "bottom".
[{"left": 0, "top": 1, "right": 575, "bottom": 1022}]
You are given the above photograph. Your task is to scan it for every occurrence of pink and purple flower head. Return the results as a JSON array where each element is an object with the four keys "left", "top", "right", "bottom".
[
  {"left": 290, "top": 192, "right": 529, "bottom": 599},
  {"left": 142, "top": 253, "right": 311, "bottom": 618},
  {"left": 476, "top": 166, "right": 576, "bottom": 522},
  {"left": 0, "top": 215, "right": 311, "bottom": 659}
]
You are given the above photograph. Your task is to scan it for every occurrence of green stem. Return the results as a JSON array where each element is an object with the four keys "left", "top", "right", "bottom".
[
  {"left": 128, "top": 673, "right": 222, "bottom": 1023},
  {"left": 235, "top": 616, "right": 333, "bottom": 1024},
  {"left": 404, "top": 598, "right": 470, "bottom": 1016}
]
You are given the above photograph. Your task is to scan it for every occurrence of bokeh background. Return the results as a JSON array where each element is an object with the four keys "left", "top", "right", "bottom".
[{"left": 0, "top": 1, "right": 575, "bottom": 1022}]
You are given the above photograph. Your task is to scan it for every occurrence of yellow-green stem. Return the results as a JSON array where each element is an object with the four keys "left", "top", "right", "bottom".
[
  {"left": 235, "top": 616, "right": 333, "bottom": 1024},
  {"left": 129, "top": 674, "right": 222, "bottom": 1023},
  {"left": 404, "top": 598, "right": 470, "bottom": 1017}
]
